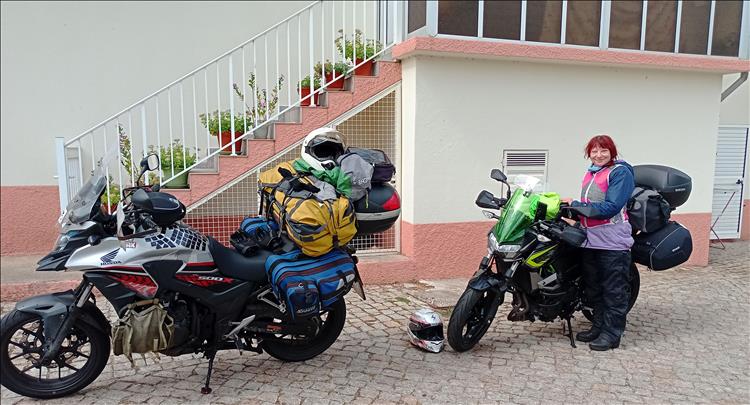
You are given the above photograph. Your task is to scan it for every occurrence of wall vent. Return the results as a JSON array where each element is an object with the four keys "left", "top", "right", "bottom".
[{"left": 502, "top": 150, "right": 549, "bottom": 191}]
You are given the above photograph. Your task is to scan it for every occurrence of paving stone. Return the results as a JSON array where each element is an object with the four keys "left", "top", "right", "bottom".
[{"left": 1, "top": 241, "right": 749, "bottom": 404}]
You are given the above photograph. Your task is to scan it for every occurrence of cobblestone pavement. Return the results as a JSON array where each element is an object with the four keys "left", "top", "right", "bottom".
[{"left": 1, "top": 241, "right": 748, "bottom": 404}]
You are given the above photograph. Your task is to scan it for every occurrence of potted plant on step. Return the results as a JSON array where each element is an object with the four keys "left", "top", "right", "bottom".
[
  {"left": 298, "top": 75, "right": 322, "bottom": 106},
  {"left": 158, "top": 140, "right": 197, "bottom": 189},
  {"left": 199, "top": 110, "right": 250, "bottom": 154},
  {"left": 232, "top": 74, "right": 285, "bottom": 139},
  {"left": 335, "top": 29, "right": 383, "bottom": 76},
  {"left": 314, "top": 60, "right": 351, "bottom": 90}
]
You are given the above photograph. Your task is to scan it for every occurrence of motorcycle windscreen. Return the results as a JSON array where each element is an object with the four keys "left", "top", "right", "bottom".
[
  {"left": 493, "top": 188, "right": 534, "bottom": 244},
  {"left": 64, "top": 147, "right": 118, "bottom": 225}
]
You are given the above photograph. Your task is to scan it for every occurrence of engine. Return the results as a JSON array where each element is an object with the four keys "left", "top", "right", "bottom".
[{"left": 159, "top": 293, "right": 197, "bottom": 356}]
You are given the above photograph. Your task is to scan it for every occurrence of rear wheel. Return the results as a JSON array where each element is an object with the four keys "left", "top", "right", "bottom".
[
  {"left": 0, "top": 310, "right": 110, "bottom": 399},
  {"left": 447, "top": 289, "right": 502, "bottom": 352},
  {"left": 261, "top": 299, "right": 346, "bottom": 362},
  {"left": 582, "top": 262, "right": 640, "bottom": 322}
]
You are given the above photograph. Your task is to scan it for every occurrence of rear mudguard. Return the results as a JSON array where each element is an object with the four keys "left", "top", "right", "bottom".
[{"left": 14, "top": 291, "right": 111, "bottom": 342}]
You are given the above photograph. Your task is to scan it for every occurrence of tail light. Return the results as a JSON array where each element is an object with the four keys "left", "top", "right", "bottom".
[{"left": 382, "top": 191, "right": 401, "bottom": 211}]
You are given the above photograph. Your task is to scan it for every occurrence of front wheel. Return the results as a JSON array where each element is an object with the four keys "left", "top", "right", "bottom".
[
  {"left": 582, "top": 262, "right": 640, "bottom": 322},
  {"left": 261, "top": 298, "right": 346, "bottom": 362},
  {"left": 447, "top": 289, "right": 502, "bottom": 352},
  {"left": 0, "top": 309, "right": 111, "bottom": 399}
]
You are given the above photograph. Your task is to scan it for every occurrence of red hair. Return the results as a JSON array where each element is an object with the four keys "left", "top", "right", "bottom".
[{"left": 584, "top": 134, "right": 619, "bottom": 165}]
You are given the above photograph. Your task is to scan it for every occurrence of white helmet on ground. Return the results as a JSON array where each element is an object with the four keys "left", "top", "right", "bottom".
[
  {"left": 301, "top": 127, "right": 347, "bottom": 171},
  {"left": 407, "top": 308, "right": 445, "bottom": 353}
]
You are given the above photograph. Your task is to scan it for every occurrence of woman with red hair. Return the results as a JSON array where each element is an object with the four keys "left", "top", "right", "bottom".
[{"left": 569, "top": 135, "right": 635, "bottom": 351}]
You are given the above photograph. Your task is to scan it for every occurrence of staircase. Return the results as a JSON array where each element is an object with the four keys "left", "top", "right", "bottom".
[
  {"left": 170, "top": 60, "right": 401, "bottom": 208},
  {"left": 55, "top": 0, "right": 406, "bottom": 213}
]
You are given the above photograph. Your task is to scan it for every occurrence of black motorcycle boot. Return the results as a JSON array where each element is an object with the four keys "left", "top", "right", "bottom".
[
  {"left": 575, "top": 327, "right": 601, "bottom": 343},
  {"left": 588, "top": 334, "right": 620, "bottom": 351}
]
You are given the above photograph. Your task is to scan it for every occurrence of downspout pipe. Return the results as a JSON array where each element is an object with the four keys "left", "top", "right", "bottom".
[{"left": 721, "top": 72, "right": 748, "bottom": 102}]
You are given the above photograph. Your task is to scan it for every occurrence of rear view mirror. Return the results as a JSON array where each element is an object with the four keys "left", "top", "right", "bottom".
[
  {"left": 476, "top": 190, "right": 501, "bottom": 210},
  {"left": 142, "top": 154, "right": 160, "bottom": 171},
  {"left": 491, "top": 169, "right": 507, "bottom": 182}
]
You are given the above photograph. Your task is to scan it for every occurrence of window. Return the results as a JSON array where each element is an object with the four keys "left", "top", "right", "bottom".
[
  {"left": 609, "top": 0, "right": 643, "bottom": 50},
  {"left": 438, "top": 0, "right": 478, "bottom": 36},
  {"left": 483, "top": 1, "right": 521, "bottom": 40},
  {"left": 679, "top": 1, "right": 711, "bottom": 55},
  {"left": 711, "top": 0, "right": 744, "bottom": 56},
  {"left": 526, "top": 1, "right": 563, "bottom": 43},
  {"left": 645, "top": 1, "right": 677, "bottom": 52},
  {"left": 566, "top": 0, "right": 601, "bottom": 46},
  {"left": 502, "top": 150, "right": 549, "bottom": 192},
  {"left": 408, "top": 0, "right": 427, "bottom": 34}
]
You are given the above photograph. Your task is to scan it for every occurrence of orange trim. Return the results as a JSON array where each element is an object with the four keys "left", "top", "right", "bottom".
[{"left": 393, "top": 36, "right": 750, "bottom": 73}]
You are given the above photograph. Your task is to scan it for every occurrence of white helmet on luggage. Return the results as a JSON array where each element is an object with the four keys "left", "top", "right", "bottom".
[
  {"left": 301, "top": 127, "right": 347, "bottom": 171},
  {"left": 407, "top": 308, "right": 445, "bottom": 353}
]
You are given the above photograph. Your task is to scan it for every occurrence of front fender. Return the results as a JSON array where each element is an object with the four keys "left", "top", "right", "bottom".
[
  {"left": 467, "top": 270, "right": 506, "bottom": 293},
  {"left": 15, "top": 291, "right": 110, "bottom": 341}
]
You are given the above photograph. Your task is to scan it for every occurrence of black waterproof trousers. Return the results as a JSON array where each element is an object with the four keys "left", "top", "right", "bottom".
[{"left": 581, "top": 249, "right": 631, "bottom": 340}]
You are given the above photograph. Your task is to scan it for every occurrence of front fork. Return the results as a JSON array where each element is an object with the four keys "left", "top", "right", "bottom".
[
  {"left": 467, "top": 253, "right": 509, "bottom": 293},
  {"left": 39, "top": 281, "right": 95, "bottom": 364}
]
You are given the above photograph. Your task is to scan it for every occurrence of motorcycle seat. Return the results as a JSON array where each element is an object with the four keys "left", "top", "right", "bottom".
[{"left": 207, "top": 237, "right": 271, "bottom": 283}]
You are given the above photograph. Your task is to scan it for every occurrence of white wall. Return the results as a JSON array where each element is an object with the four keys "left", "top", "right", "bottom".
[
  {"left": 1, "top": 1, "right": 312, "bottom": 186},
  {"left": 402, "top": 55, "right": 723, "bottom": 224},
  {"left": 720, "top": 74, "right": 750, "bottom": 126}
]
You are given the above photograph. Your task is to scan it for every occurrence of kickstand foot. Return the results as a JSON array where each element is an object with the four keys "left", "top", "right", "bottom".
[
  {"left": 564, "top": 317, "right": 576, "bottom": 348},
  {"left": 201, "top": 352, "right": 216, "bottom": 394}
]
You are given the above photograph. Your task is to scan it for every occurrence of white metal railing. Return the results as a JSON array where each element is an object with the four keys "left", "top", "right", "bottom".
[{"left": 55, "top": 0, "right": 407, "bottom": 212}]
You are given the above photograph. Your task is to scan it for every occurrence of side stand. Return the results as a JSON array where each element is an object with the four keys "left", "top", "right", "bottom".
[
  {"left": 562, "top": 317, "right": 576, "bottom": 348},
  {"left": 201, "top": 351, "right": 216, "bottom": 394}
]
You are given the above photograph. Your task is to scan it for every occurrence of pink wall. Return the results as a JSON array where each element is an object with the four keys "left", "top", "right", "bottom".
[
  {"left": 741, "top": 199, "right": 750, "bottom": 240},
  {"left": 358, "top": 214, "right": 712, "bottom": 284},
  {"left": 393, "top": 36, "right": 750, "bottom": 73},
  {"left": 1, "top": 186, "right": 61, "bottom": 255}
]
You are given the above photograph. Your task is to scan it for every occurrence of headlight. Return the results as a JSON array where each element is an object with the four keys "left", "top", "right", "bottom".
[
  {"left": 488, "top": 232, "right": 501, "bottom": 253},
  {"left": 488, "top": 233, "right": 522, "bottom": 258},
  {"left": 54, "top": 231, "right": 79, "bottom": 251},
  {"left": 497, "top": 243, "right": 522, "bottom": 259}
]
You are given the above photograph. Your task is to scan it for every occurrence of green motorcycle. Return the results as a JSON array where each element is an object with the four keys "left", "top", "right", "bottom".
[{"left": 447, "top": 169, "right": 639, "bottom": 351}]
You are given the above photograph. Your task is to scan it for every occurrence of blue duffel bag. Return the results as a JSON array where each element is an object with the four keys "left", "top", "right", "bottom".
[{"left": 265, "top": 248, "right": 356, "bottom": 318}]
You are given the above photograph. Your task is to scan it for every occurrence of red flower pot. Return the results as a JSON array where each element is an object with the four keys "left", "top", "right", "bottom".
[
  {"left": 324, "top": 72, "right": 345, "bottom": 89},
  {"left": 353, "top": 59, "right": 375, "bottom": 76},
  {"left": 299, "top": 87, "right": 320, "bottom": 106},
  {"left": 219, "top": 130, "right": 244, "bottom": 154}
]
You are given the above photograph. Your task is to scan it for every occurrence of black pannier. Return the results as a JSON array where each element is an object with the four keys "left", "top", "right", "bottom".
[
  {"left": 632, "top": 221, "right": 693, "bottom": 271},
  {"left": 633, "top": 165, "right": 692, "bottom": 208},
  {"left": 353, "top": 183, "right": 401, "bottom": 235},
  {"left": 627, "top": 186, "right": 671, "bottom": 233},
  {"left": 349, "top": 147, "right": 396, "bottom": 183}
]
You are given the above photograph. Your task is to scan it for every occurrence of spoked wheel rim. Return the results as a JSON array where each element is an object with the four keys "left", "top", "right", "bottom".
[{"left": 5, "top": 318, "right": 94, "bottom": 384}]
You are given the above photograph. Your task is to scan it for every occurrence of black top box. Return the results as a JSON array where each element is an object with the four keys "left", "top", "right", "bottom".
[{"left": 633, "top": 165, "right": 692, "bottom": 208}]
